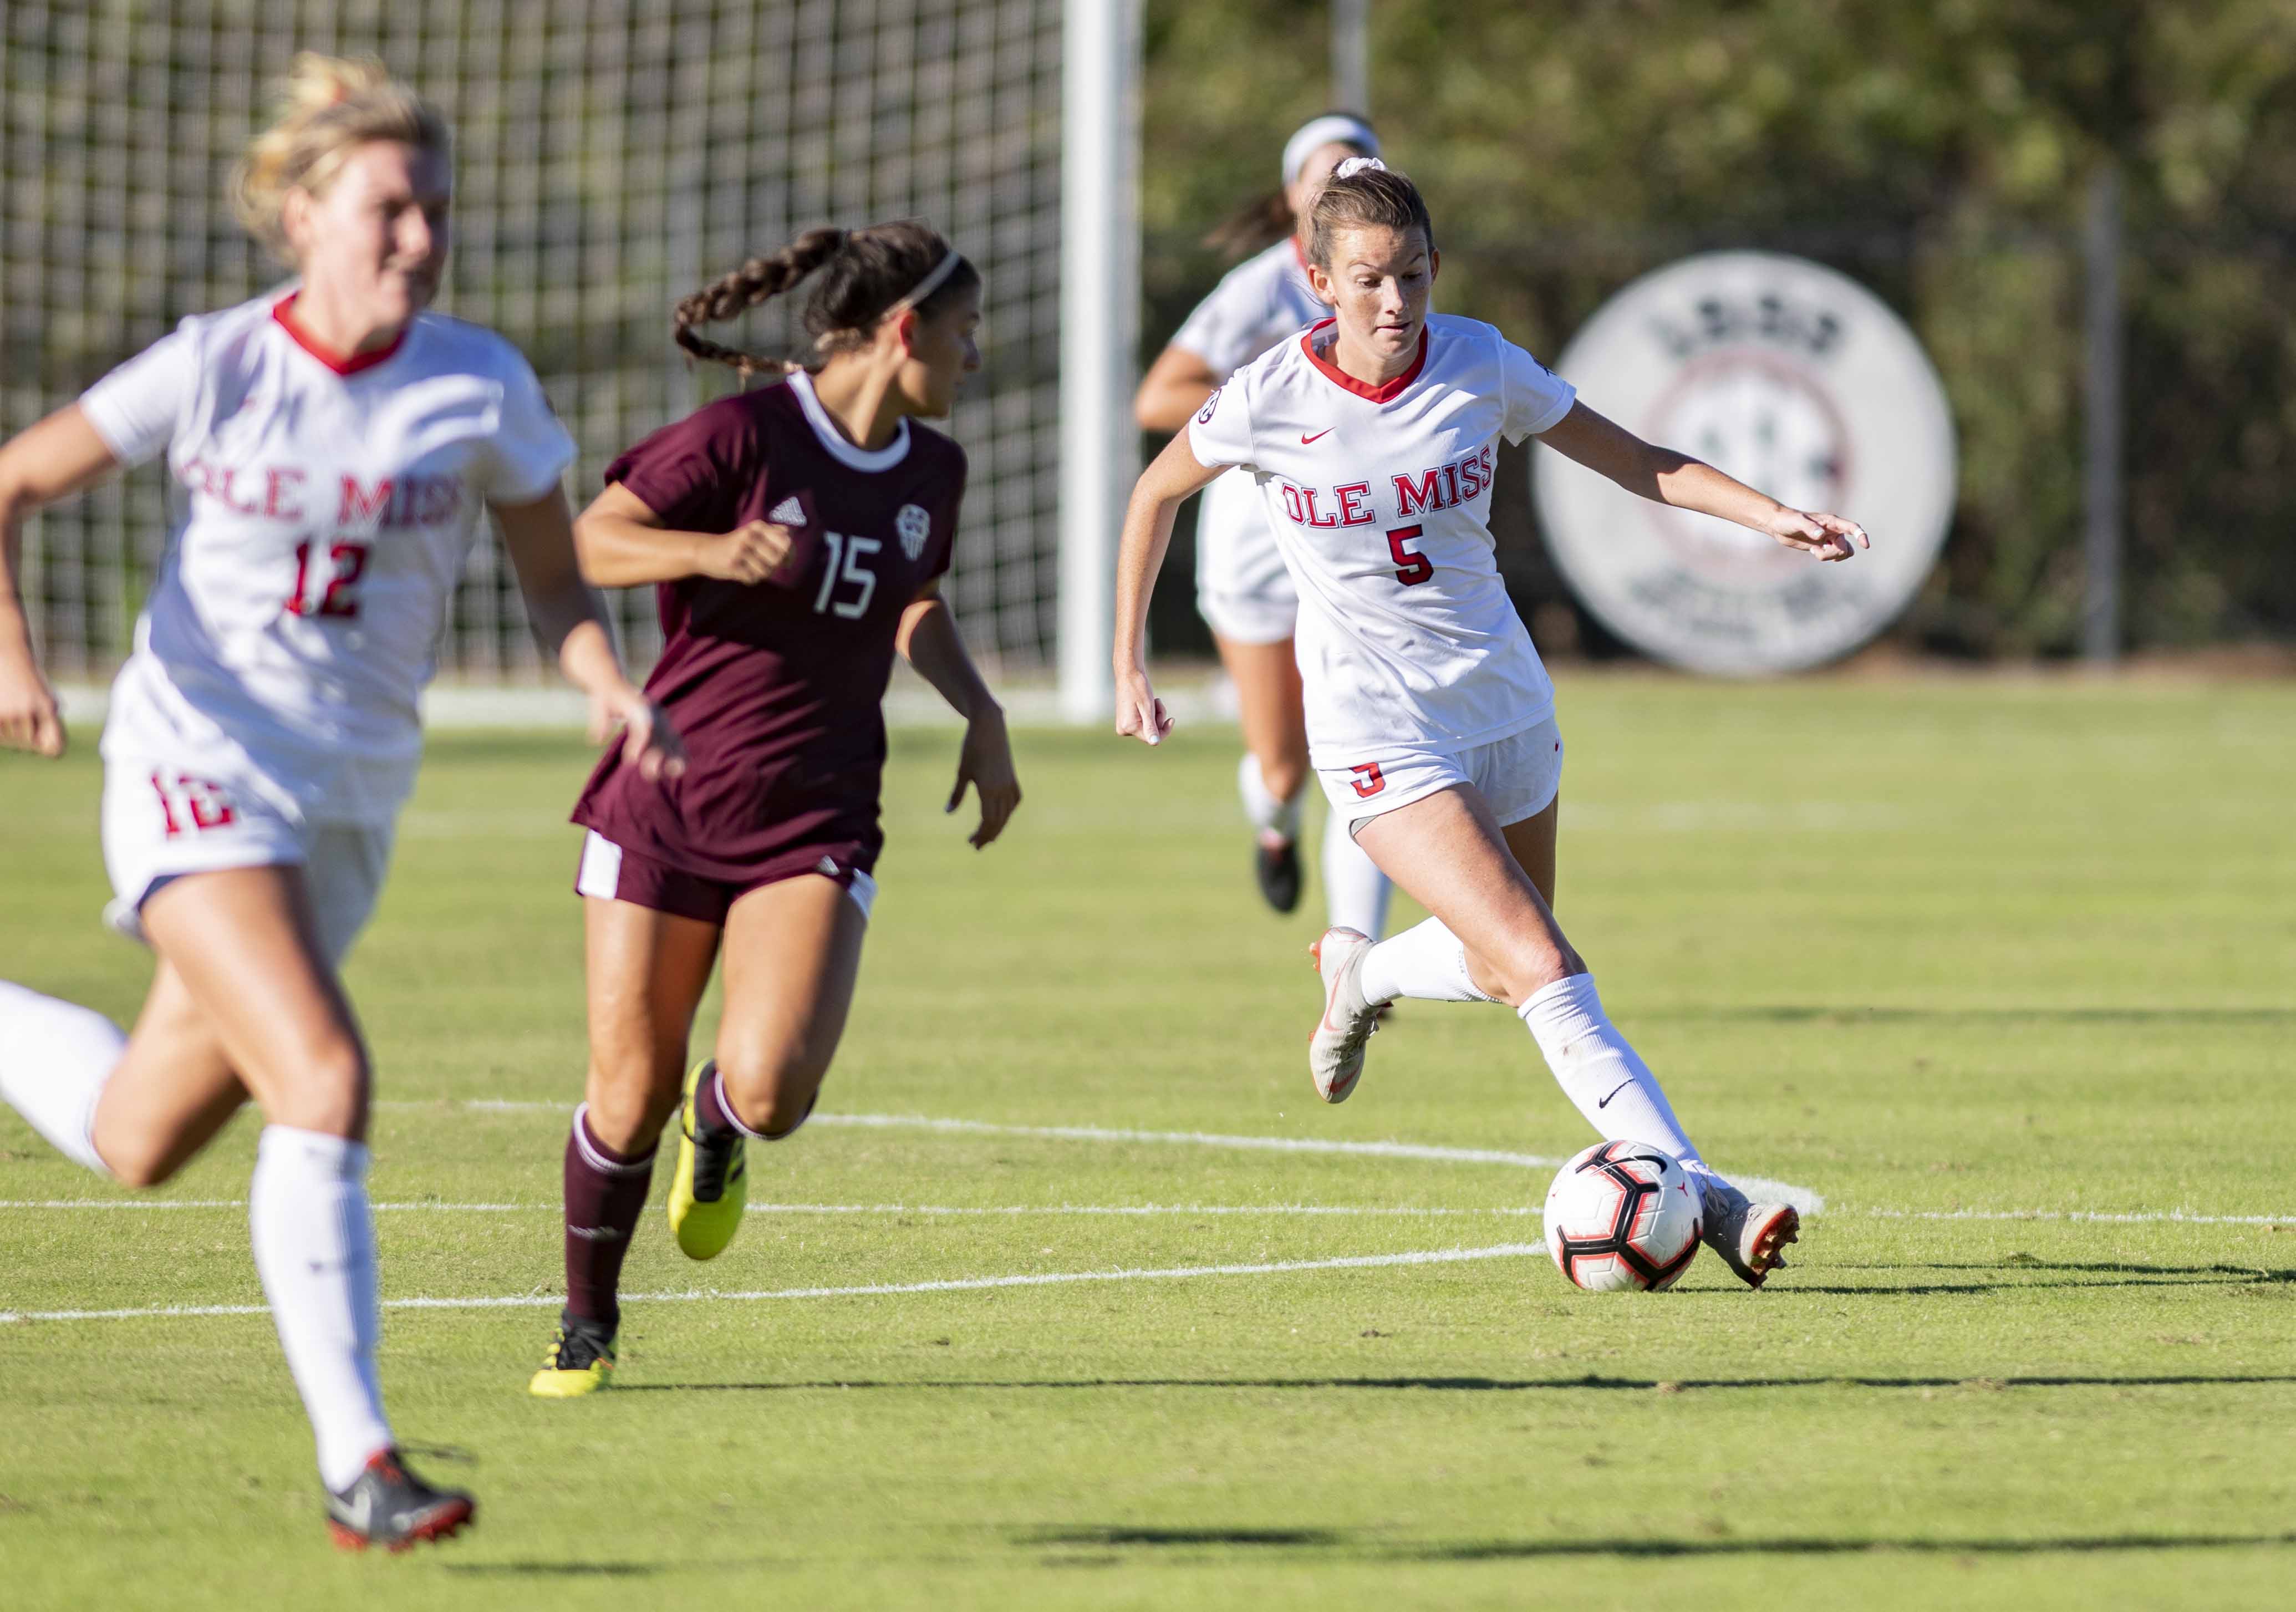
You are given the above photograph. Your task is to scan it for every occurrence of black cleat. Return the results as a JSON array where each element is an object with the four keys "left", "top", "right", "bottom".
[
  {"left": 1254, "top": 836, "right": 1302, "bottom": 913},
  {"left": 325, "top": 1448, "right": 475, "bottom": 1552}
]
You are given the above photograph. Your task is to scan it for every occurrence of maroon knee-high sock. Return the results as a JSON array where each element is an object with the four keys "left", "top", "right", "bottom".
[{"left": 562, "top": 1104, "right": 655, "bottom": 1330}]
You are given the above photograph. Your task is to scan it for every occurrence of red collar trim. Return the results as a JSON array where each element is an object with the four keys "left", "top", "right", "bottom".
[
  {"left": 271, "top": 294, "right": 408, "bottom": 377},
  {"left": 1299, "top": 318, "right": 1428, "bottom": 404}
]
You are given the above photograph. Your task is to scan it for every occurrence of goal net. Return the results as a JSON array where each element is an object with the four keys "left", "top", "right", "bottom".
[{"left": 2, "top": 0, "right": 1063, "bottom": 687}]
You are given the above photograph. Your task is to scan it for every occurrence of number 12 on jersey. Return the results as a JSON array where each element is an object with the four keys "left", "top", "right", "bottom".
[{"left": 284, "top": 538, "right": 371, "bottom": 618}]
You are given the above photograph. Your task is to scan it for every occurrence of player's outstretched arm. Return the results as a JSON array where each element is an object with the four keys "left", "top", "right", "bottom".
[
  {"left": 572, "top": 482, "right": 795, "bottom": 587},
  {"left": 496, "top": 488, "right": 687, "bottom": 782},
  {"left": 1113, "top": 430, "right": 1225, "bottom": 746},
  {"left": 898, "top": 581, "right": 1021, "bottom": 850},
  {"left": 0, "top": 405, "right": 123, "bottom": 757},
  {"left": 1538, "top": 401, "right": 1870, "bottom": 563}
]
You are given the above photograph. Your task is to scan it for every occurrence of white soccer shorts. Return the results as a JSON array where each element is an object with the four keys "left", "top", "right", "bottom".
[
  {"left": 100, "top": 757, "right": 394, "bottom": 967},
  {"left": 1315, "top": 716, "right": 1565, "bottom": 837},
  {"left": 1193, "top": 467, "right": 1297, "bottom": 645}
]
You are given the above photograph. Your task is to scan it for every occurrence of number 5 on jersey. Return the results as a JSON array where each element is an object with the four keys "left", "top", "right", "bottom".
[{"left": 1386, "top": 524, "right": 1431, "bottom": 586}]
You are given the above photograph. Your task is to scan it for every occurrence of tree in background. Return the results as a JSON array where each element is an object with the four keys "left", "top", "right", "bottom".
[{"left": 1144, "top": 0, "right": 2296, "bottom": 658}]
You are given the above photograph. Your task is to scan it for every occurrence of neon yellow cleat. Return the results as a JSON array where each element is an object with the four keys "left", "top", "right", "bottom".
[
  {"left": 666, "top": 1058, "right": 747, "bottom": 1260},
  {"left": 528, "top": 1316, "right": 615, "bottom": 1398}
]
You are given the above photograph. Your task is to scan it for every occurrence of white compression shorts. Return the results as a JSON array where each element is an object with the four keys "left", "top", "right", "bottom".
[
  {"left": 1315, "top": 716, "right": 1565, "bottom": 837},
  {"left": 100, "top": 755, "right": 394, "bottom": 968}
]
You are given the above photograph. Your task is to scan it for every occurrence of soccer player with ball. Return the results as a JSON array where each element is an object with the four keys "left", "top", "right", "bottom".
[
  {"left": 0, "top": 58, "right": 680, "bottom": 1547},
  {"left": 1113, "top": 160, "right": 1867, "bottom": 1289}
]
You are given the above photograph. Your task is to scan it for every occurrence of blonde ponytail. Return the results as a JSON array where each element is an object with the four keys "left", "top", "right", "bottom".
[{"left": 231, "top": 53, "right": 448, "bottom": 263}]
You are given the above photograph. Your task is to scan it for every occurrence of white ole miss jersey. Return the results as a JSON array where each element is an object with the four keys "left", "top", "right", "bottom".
[
  {"left": 1168, "top": 236, "right": 1328, "bottom": 380},
  {"left": 1187, "top": 312, "right": 1577, "bottom": 764},
  {"left": 79, "top": 291, "right": 576, "bottom": 825}
]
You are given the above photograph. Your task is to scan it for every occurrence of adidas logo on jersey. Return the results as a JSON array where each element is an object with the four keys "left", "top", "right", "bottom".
[{"left": 767, "top": 496, "right": 806, "bottom": 525}]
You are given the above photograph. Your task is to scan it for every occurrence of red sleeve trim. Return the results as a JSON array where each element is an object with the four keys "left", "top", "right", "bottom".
[
  {"left": 1299, "top": 318, "right": 1428, "bottom": 404},
  {"left": 271, "top": 293, "right": 408, "bottom": 376}
]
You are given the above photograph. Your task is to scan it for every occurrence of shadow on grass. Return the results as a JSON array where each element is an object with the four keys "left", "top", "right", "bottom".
[
  {"left": 1020, "top": 1524, "right": 2296, "bottom": 1562},
  {"left": 1651, "top": 1005, "right": 2294, "bottom": 1026},
  {"left": 619, "top": 1371, "right": 2296, "bottom": 1395},
  {"left": 1398, "top": 1532, "right": 2296, "bottom": 1562},
  {"left": 1769, "top": 1261, "right": 2295, "bottom": 1296},
  {"left": 441, "top": 1561, "right": 662, "bottom": 1577},
  {"left": 1021, "top": 1527, "right": 1341, "bottom": 1549}
]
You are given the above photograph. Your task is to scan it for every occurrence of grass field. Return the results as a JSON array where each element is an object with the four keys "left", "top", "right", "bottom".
[{"left": 3, "top": 674, "right": 2293, "bottom": 1610}]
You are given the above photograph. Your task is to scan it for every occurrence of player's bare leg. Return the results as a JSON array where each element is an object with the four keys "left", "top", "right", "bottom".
[
  {"left": 581, "top": 897, "right": 720, "bottom": 1154},
  {"left": 665, "top": 873, "right": 867, "bottom": 1263},
  {"left": 86, "top": 963, "right": 251, "bottom": 1185},
  {"left": 2, "top": 960, "right": 243, "bottom": 1184},
  {"left": 130, "top": 867, "right": 470, "bottom": 1541},
  {"left": 1353, "top": 787, "right": 1795, "bottom": 1288},
  {"left": 1217, "top": 632, "right": 1310, "bottom": 914},
  {"left": 714, "top": 872, "right": 867, "bottom": 1134},
  {"left": 534, "top": 897, "right": 721, "bottom": 1395}
]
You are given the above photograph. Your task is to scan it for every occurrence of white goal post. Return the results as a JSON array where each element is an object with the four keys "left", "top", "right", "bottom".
[
  {"left": 1055, "top": 0, "right": 1141, "bottom": 723},
  {"left": 5, "top": 1, "right": 1085, "bottom": 706}
]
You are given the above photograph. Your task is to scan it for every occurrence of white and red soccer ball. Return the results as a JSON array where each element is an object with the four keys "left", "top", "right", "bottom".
[{"left": 1544, "top": 1141, "right": 1703, "bottom": 1291}]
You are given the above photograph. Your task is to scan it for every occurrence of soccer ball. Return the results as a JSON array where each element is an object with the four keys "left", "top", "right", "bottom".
[{"left": 1543, "top": 1141, "right": 1703, "bottom": 1291}]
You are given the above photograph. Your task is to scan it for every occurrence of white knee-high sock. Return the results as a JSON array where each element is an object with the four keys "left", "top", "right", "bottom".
[
  {"left": 1237, "top": 753, "right": 1303, "bottom": 842},
  {"left": 1321, "top": 808, "right": 1394, "bottom": 940},
  {"left": 0, "top": 980, "right": 124, "bottom": 1176},
  {"left": 248, "top": 1126, "right": 394, "bottom": 1491},
  {"left": 1518, "top": 974, "right": 1707, "bottom": 1171},
  {"left": 1358, "top": 917, "right": 1497, "bottom": 1005}
]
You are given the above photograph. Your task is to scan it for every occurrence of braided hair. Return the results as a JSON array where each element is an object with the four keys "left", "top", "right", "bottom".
[{"left": 673, "top": 221, "right": 978, "bottom": 379}]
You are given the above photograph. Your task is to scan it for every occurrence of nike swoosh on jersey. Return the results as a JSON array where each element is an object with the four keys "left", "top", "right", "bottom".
[{"left": 1300, "top": 428, "right": 1335, "bottom": 444}]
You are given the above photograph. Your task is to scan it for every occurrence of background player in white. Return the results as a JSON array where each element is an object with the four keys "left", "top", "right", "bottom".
[
  {"left": 1112, "top": 160, "right": 1869, "bottom": 1289},
  {"left": 0, "top": 55, "right": 679, "bottom": 1547},
  {"left": 1133, "top": 114, "right": 1394, "bottom": 939}
]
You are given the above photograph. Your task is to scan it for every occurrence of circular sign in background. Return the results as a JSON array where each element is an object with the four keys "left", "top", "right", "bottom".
[{"left": 1531, "top": 251, "right": 1956, "bottom": 674}]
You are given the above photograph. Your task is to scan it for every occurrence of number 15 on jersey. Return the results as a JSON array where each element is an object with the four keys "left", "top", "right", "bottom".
[{"left": 813, "top": 532, "right": 879, "bottom": 618}]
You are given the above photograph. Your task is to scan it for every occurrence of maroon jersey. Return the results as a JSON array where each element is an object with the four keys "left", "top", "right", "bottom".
[{"left": 572, "top": 370, "right": 965, "bottom": 884}]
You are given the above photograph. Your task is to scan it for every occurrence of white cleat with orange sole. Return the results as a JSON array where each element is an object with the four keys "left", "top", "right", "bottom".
[
  {"left": 1308, "top": 927, "right": 1379, "bottom": 1103},
  {"left": 1698, "top": 1177, "right": 1800, "bottom": 1288}
]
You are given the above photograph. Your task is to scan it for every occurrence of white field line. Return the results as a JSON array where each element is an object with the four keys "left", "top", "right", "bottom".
[
  {"left": 372, "top": 1101, "right": 1829, "bottom": 1214},
  {"left": 0, "top": 1241, "right": 1547, "bottom": 1326},
  {"left": 1860, "top": 1207, "right": 2296, "bottom": 1227},
  {"left": 8, "top": 1199, "right": 2284, "bottom": 1226},
  {"left": 0, "top": 1199, "right": 527, "bottom": 1213},
  {"left": 0, "top": 1199, "right": 1539, "bottom": 1218}
]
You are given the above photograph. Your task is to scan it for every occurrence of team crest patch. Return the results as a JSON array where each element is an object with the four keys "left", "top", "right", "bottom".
[
  {"left": 896, "top": 503, "right": 931, "bottom": 561},
  {"left": 767, "top": 495, "right": 806, "bottom": 525}
]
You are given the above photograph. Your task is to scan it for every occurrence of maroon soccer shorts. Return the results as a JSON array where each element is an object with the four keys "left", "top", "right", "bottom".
[{"left": 573, "top": 830, "right": 878, "bottom": 925}]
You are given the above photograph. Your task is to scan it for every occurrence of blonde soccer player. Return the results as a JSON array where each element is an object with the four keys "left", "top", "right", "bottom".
[
  {"left": 1132, "top": 114, "right": 1394, "bottom": 939},
  {"left": 1113, "top": 160, "right": 1870, "bottom": 1288},
  {"left": 0, "top": 57, "right": 679, "bottom": 1547}
]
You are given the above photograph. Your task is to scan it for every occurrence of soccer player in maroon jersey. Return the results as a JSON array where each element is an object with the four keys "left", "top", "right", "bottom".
[{"left": 529, "top": 221, "right": 1019, "bottom": 1395}]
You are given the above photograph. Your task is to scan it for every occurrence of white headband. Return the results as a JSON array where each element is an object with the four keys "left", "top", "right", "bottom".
[
  {"left": 887, "top": 248, "right": 965, "bottom": 315},
  {"left": 1281, "top": 114, "right": 1379, "bottom": 186}
]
